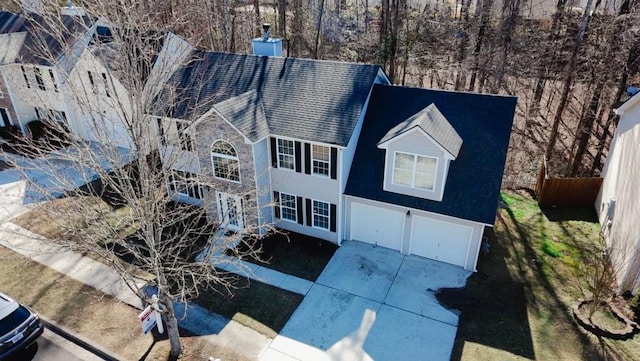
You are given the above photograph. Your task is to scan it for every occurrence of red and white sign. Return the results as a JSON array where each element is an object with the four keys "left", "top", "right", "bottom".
[{"left": 138, "top": 305, "right": 157, "bottom": 335}]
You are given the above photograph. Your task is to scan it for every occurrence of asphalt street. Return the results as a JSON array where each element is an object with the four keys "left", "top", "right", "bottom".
[{"left": 4, "top": 328, "right": 104, "bottom": 361}]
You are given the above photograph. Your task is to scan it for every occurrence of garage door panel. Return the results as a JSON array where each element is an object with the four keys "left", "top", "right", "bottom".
[
  {"left": 410, "top": 217, "right": 471, "bottom": 267},
  {"left": 350, "top": 202, "right": 404, "bottom": 251}
]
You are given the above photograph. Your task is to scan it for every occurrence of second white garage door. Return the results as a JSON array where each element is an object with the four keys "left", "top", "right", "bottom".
[
  {"left": 350, "top": 202, "right": 404, "bottom": 251},
  {"left": 410, "top": 216, "right": 472, "bottom": 267}
]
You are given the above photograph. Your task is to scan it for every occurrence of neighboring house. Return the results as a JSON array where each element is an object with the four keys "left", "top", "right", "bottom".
[
  {"left": 596, "top": 90, "right": 640, "bottom": 294},
  {"left": 0, "top": 9, "right": 135, "bottom": 149},
  {"left": 153, "top": 32, "right": 516, "bottom": 271}
]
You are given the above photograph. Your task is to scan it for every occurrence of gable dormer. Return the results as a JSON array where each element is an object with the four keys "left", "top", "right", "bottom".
[{"left": 377, "top": 104, "right": 462, "bottom": 202}]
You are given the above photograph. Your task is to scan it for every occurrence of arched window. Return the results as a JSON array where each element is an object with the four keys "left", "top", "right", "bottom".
[{"left": 211, "top": 141, "right": 240, "bottom": 182}]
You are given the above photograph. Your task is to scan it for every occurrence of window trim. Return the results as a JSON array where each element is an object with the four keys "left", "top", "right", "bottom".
[
  {"left": 391, "top": 151, "right": 438, "bottom": 191},
  {"left": 311, "top": 199, "right": 330, "bottom": 230},
  {"left": 21, "top": 66, "right": 31, "bottom": 88},
  {"left": 279, "top": 192, "right": 297, "bottom": 223},
  {"left": 311, "top": 144, "right": 330, "bottom": 177},
  {"left": 277, "top": 138, "right": 295, "bottom": 170},
  {"left": 34, "top": 67, "right": 45, "bottom": 90},
  {"left": 0, "top": 107, "right": 12, "bottom": 127},
  {"left": 211, "top": 140, "right": 241, "bottom": 183},
  {"left": 48, "top": 69, "right": 58, "bottom": 92},
  {"left": 169, "top": 169, "right": 203, "bottom": 200},
  {"left": 101, "top": 72, "right": 111, "bottom": 97},
  {"left": 176, "top": 121, "right": 193, "bottom": 151}
]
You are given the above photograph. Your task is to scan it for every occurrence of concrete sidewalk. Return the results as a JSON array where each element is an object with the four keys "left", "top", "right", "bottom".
[{"left": 0, "top": 222, "right": 271, "bottom": 360}]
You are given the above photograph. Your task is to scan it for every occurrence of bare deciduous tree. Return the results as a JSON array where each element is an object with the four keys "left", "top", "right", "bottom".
[{"left": 1, "top": 1, "right": 274, "bottom": 358}]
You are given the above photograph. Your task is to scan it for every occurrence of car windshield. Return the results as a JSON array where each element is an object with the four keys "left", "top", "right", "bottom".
[{"left": 0, "top": 306, "right": 30, "bottom": 333}]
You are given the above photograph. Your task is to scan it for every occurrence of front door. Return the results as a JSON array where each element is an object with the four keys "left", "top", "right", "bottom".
[{"left": 216, "top": 192, "right": 244, "bottom": 231}]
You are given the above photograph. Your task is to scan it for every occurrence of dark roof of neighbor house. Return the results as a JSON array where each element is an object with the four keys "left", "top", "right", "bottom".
[
  {"left": 345, "top": 84, "right": 516, "bottom": 225},
  {"left": 0, "top": 11, "right": 93, "bottom": 67},
  {"left": 154, "top": 50, "right": 381, "bottom": 146},
  {"left": 379, "top": 103, "right": 463, "bottom": 158}
]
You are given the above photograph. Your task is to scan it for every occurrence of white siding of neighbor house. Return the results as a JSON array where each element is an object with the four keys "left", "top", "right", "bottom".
[
  {"left": 64, "top": 49, "right": 133, "bottom": 149},
  {"left": 2, "top": 64, "right": 69, "bottom": 134},
  {"left": 344, "top": 195, "right": 485, "bottom": 271},
  {"left": 253, "top": 137, "right": 272, "bottom": 236},
  {"left": 382, "top": 129, "right": 448, "bottom": 201},
  {"left": 596, "top": 101, "right": 640, "bottom": 293}
]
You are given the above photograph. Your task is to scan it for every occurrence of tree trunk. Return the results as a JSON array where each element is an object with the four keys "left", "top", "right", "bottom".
[
  {"left": 468, "top": 0, "right": 493, "bottom": 92},
  {"left": 277, "top": 0, "right": 286, "bottom": 38},
  {"left": 545, "top": 0, "right": 594, "bottom": 162},
  {"left": 455, "top": 0, "right": 471, "bottom": 90},
  {"left": 379, "top": 0, "right": 392, "bottom": 71},
  {"left": 530, "top": 0, "right": 568, "bottom": 115},
  {"left": 314, "top": 0, "right": 325, "bottom": 59},
  {"left": 253, "top": 0, "right": 261, "bottom": 37},
  {"left": 161, "top": 291, "right": 182, "bottom": 358},
  {"left": 292, "top": 0, "right": 303, "bottom": 56},
  {"left": 490, "top": 0, "right": 521, "bottom": 94}
]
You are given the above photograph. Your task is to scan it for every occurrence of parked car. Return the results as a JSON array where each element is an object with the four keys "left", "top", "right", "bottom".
[{"left": 0, "top": 292, "right": 44, "bottom": 360}]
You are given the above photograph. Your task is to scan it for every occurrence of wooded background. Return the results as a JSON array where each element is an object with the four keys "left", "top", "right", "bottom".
[{"left": 9, "top": 0, "right": 640, "bottom": 186}]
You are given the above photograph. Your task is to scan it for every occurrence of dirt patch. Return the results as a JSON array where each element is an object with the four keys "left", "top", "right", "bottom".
[{"left": 0, "top": 246, "right": 250, "bottom": 361}]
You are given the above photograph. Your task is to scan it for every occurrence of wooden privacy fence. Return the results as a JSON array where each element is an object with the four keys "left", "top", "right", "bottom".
[{"left": 535, "top": 158, "right": 603, "bottom": 207}]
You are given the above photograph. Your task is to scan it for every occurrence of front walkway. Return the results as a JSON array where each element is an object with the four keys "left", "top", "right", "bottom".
[{"left": 260, "top": 241, "right": 471, "bottom": 361}]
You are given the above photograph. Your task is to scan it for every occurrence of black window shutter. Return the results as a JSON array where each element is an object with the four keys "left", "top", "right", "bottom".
[
  {"left": 296, "top": 196, "right": 304, "bottom": 224},
  {"left": 270, "top": 138, "right": 278, "bottom": 168},
  {"left": 330, "top": 203, "right": 337, "bottom": 232},
  {"left": 273, "top": 191, "right": 280, "bottom": 218},
  {"left": 330, "top": 147, "right": 338, "bottom": 179},
  {"left": 295, "top": 141, "right": 302, "bottom": 173},
  {"left": 304, "top": 143, "right": 311, "bottom": 174},
  {"left": 306, "top": 198, "right": 312, "bottom": 226}
]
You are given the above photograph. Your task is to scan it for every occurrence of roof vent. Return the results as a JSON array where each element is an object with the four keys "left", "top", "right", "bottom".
[{"left": 252, "top": 23, "right": 282, "bottom": 57}]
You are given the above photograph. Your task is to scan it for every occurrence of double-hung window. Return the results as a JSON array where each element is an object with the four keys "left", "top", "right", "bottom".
[
  {"left": 34, "top": 68, "right": 45, "bottom": 90},
  {"left": 277, "top": 139, "right": 295, "bottom": 170},
  {"left": 279, "top": 193, "right": 297, "bottom": 222},
  {"left": 392, "top": 152, "right": 437, "bottom": 190},
  {"left": 176, "top": 122, "right": 192, "bottom": 151},
  {"left": 312, "top": 145, "right": 330, "bottom": 176},
  {"left": 312, "top": 200, "right": 330, "bottom": 230},
  {"left": 169, "top": 170, "right": 202, "bottom": 199}
]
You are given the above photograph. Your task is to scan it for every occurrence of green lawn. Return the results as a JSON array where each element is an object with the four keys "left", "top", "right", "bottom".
[{"left": 452, "top": 190, "right": 640, "bottom": 361}]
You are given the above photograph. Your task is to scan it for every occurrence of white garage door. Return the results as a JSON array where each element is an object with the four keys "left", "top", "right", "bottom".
[
  {"left": 410, "top": 216, "right": 472, "bottom": 267},
  {"left": 350, "top": 202, "right": 404, "bottom": 251}
]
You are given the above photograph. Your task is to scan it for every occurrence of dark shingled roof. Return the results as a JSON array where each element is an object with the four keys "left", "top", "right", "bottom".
[
  {"left": 379, "top": 103, "right": 462, "bottom": 158},
  {"left": 345, "top": 84, "right": 516, "bottom": 225},
  {"left": 213, "top": 90, "right": 270, "bottom": 142},
  {"left": 0, "top": 11, "right": 93, "bottom": 66},
  {"left": 154, "top": 50, "right": 381, "bottom": 146}
]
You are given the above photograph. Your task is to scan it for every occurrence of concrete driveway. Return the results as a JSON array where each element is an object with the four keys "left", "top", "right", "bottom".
[{"left": 261, "top": 240, "right": 471, "bottom": 361}]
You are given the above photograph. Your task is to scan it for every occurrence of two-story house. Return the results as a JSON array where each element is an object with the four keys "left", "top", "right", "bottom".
[
  {"left": 0, "top": 9, "right": 134, "bottom": 150},
  {"left": 152, "top": 32, "right": 516, "bottom": 271}
]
